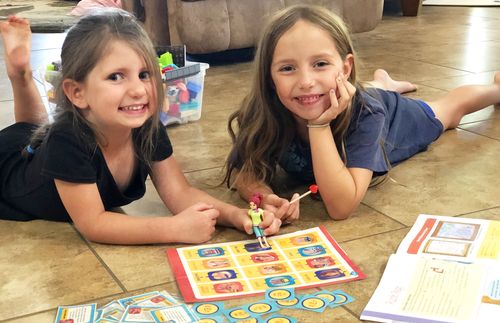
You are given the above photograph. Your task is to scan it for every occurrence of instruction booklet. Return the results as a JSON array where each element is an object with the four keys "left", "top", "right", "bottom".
[{"left": 361, "top": 214, "right": 500, "bottom": 323}]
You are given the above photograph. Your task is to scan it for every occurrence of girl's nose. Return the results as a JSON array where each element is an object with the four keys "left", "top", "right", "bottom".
[
  {"left": 298, "top": 71, "right": 314, "bottom": 89},
  {"left": 129, "top": 77, "right": 148, "bottom": 97}
]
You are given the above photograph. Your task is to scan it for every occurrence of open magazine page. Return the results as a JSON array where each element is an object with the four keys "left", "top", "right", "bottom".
[
  {"left": 477, "top": 261, "right": 500, "bottom": 322},
  {"left": 361, "top": 214, "right": 500, "bottom": 323},
  {"left": 396, "top": 214, "right": 500, "bottom": 262},
  {"left": 361, "top": 254, "right": 487, "bottom": 323}
]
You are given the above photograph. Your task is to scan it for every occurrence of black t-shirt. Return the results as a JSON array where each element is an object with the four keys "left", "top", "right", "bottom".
[{"left": 0, "top": 120, "right": 172, "bottom": 222}]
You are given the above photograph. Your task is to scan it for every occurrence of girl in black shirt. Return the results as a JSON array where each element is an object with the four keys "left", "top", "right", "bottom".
[{"left": 0, "top": 11, "right": 281, "bottom": 244}]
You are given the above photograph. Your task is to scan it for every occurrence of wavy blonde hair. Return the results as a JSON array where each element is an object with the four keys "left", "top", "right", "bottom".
[{"left": 224, "top": 5, "right": 364, "bottom": 187}]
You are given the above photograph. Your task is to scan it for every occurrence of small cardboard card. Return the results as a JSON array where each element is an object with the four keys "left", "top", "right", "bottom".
[
  {"left": 54, "top": 304, "right": 97, "bottom": 323},
  {"left": 149, "top": 304, "right": 198, "bottom": 323}
]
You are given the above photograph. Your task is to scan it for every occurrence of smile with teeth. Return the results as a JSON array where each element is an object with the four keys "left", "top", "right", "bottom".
[
  {"left": 119, "top": 104, "right": 147, "bottom": 111},
  {"left": 295, "top": 94, "right": 324, "bottom": 104}
]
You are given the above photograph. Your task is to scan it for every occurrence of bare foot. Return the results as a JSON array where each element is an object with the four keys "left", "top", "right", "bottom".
[
  {"left": 495, "top": 72, "right": 500, "bottom": 107},
  {"left": 372, "top": 69, "right": 418, "bottom": 94},
  {"left": 0, "top": 16, "right": 32, "bottom": 80},
  {"left": 494, "top": 71, "right": 500, "bottom": 85}
]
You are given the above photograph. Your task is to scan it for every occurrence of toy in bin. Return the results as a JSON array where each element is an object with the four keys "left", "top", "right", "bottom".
[
  {"left": 157, "top": 50, "right": 209, "bottom": 126},
  {"left": 42, "top": 62, "right": 63, "bottom": 114}
]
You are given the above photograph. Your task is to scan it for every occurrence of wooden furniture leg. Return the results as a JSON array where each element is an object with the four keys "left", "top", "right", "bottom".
[
  {"left": 401, "top": 0, "right": 422, "bottom": 16},
  {"left": 142, "top": 0, "right": 170, "bottom": 47},
  {"left": 121, "top": 0, "right": 171, "bottom": 47}
]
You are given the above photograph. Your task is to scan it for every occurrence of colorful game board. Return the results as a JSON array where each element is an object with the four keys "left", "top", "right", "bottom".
[{"left": 166, "top": 227, "right": 365, "bottom": 302}]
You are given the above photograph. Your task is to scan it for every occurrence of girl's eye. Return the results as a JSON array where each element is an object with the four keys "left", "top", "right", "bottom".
[
  {"left": 139, "top": 71, "right": 151, "bottom": 80},
  {"left": 314, "top": 61, "right": 329, "bottom": 68},
  {"left": 107, "top": 73, "right": 123, "bottom": 81},
  {"left": 278, "top": 65, "right": 294, "bottom": 72}
]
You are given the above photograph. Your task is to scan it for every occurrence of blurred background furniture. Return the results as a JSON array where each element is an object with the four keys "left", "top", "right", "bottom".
[
  {"left": 400, "top": 0, "right": 423, "bottom": 16},
  {"left": 122, "top": 0, "right": 384, "bottom": 54}
]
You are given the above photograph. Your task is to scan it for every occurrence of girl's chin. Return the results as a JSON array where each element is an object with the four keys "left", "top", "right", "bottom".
[
  {"left": 293, "top": 114, "right": 323, "bottom": 125},
  {"left": 301, "top": 108, "right": 327, "bottom": 120},
  {"left": 287, "top": 102, "right": 328, "bottom": 120}
]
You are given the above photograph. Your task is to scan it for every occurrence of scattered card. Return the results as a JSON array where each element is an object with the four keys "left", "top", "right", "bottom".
[{"left": 54, "top": 304, "right": 97, "bottom": 323}]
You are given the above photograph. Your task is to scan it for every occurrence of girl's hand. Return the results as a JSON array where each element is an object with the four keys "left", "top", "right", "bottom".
[
  {"left": 262, "top": 193, "right": 300, "bottom": 224},
  {"left": 309, "top": 73, "right": 357, "bottom": 125},
  {"left": 242, "top": 209, "right": 282, "bottom": 236},
  {"left": 283, "top": 193, "right": 300, "bottom": 224},
  {"left": 172, "top": 202, "right": 219, "bottom": 243},
  {"left": 260, "top": 210, "right": 282, "bottom": 236}
]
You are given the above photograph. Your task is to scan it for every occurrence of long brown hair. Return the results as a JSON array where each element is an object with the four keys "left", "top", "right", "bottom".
[
  {"left": 27, "top": 8, "right": 164, "bottom": 169},
  {"left": 223, "top": 5, "right": 363, "bottom": 187}
]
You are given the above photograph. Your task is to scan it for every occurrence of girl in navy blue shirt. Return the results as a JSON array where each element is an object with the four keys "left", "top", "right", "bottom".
[{"left": 224, "top": 5, "right": 500, "bottom": 222}]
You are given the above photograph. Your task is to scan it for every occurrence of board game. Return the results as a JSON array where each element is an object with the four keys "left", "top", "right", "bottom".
[{"left": 166, "top": 227, "right": 365, "bottom": 302}]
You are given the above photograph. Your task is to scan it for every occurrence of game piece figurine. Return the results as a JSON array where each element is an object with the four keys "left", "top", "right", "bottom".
[
  {"left": 248, "top": 193, "right": 270, "bottom": 248},
  {"left": 289, "top": 184, "right": 319, "bottom": 204}
]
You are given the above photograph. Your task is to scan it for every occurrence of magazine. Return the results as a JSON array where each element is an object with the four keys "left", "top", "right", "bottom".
[{"left": 361, "top": 214, "right": 500, "bottom": 323}]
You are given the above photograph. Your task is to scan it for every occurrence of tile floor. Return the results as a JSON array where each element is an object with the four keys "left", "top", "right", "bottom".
[{"left": 1, "top": 5, "right": 499, "bottom": 323}]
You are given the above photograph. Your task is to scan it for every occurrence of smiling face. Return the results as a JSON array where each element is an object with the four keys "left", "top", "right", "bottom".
[
  {"left": 72, "top": 40, "right": 156, "bottom": 136},
  {"left": 270, "top": 20, "right": 352, "bottom": 124}
]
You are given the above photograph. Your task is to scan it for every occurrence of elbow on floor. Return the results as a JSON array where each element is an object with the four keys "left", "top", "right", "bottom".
[{"left": 326, "top": 206, "right": 354, "bottom": 221}]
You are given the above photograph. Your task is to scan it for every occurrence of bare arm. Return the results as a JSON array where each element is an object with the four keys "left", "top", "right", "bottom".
[
  {"left": 54, "top": 179, "right": 214, "bottom": 244},
  {"left": 307, "top": 73, "right": 372, "bottom": 219},
  {"left": 232, "top": 170, "right": 299, "bottom": 224},
  {"left": 308, "top": 126, "right": 373, "bottom": 219},
  {"left": 150, "top": 156, "right": 282, "bottom": 236},
  {"left": 232, "top": 170, "right": 273, "bottom": 202},
  {"left": 56, "top": 155, "right": 280, "bottom": 245}
]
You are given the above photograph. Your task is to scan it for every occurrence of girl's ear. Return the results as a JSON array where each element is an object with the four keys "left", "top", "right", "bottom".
[
  {"left": 343, "top": 53, "right": 354, "bottom": 79},
  {"left": 62, "top": 79, "right": 88, "bottom": 109}
]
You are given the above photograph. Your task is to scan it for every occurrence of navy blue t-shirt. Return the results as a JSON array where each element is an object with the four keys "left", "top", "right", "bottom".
[
  {"left": 0, "top": 120, "right": 173, "bottom": 222},
  {"left": 279, "top": 89, "right": 444, "bottom": 182}
]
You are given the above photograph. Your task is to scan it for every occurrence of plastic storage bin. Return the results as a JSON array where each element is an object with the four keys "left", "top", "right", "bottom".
[
  {"left": 40, "top": 68, "right": 61, "bottom": 118},
  {"left": 41, "top": 60, "right": 209, "bottom": 127},
  {"left": 161, "top": 61, "right": 209, "bottom": 126}
]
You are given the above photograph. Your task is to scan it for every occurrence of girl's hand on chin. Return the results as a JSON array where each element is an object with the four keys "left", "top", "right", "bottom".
[{"left": 309, "top": 73, "right": 356, "bottom": 126}]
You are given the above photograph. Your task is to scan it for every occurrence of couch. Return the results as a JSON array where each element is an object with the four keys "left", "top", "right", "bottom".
[{"left": 123, "top": 0, "right": 384, "bottom": 54}]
